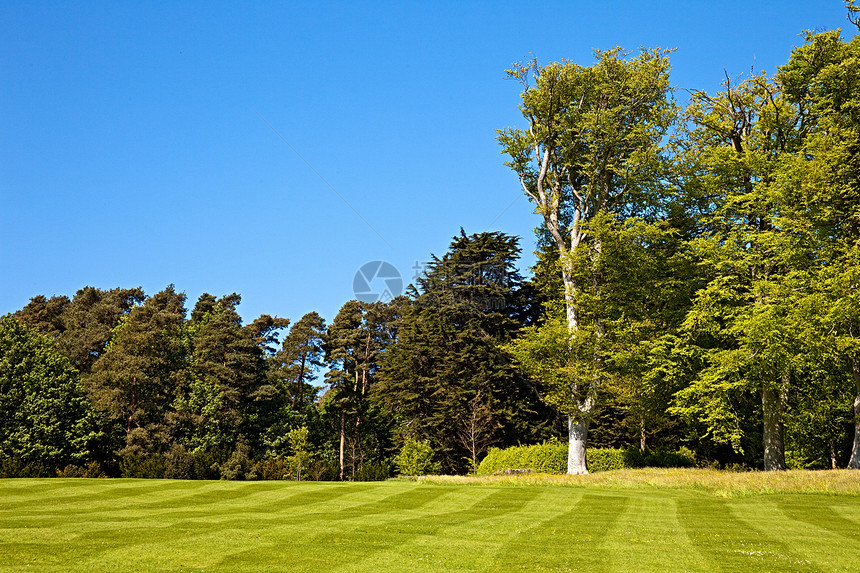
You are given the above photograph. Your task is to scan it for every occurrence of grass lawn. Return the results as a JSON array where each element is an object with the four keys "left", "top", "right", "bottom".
[{"left": 1, "top": 470, "right": 859, "bottom": 572}]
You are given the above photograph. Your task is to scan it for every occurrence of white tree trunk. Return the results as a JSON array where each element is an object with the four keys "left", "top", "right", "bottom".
[{"left": 567, "top": 417, "right": 589, "bottom": 474}]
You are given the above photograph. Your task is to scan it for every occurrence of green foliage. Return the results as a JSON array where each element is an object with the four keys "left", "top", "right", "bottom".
[
  {"left": 286, "top": 426, "right": 313, "bottom": 481},
  {"left": 393, "top": 439, "right": 440, "bottom": 476},
  {"left": 85, "top": 287, "right": 189, "bottom": 457},
  {"left": 353, "top": 460, "right": 391, "bottom": 481},
  {"left": 120, "top": 454, "right": 167, "bottom": 479},
  {"left": 218, "top": 439, "right": 258, "bottom": 480},
  {"left": 477, "top": 440, "right": 567, "bottom": 475},
  {"left": 0, "top": 315, "right": 102, "bottom": 472},
  {"left": 57, "top": 461, "right": 107, "bottom": 478},
  {"left": 477, "top": 441, "right": 696, "bottom": 474},
  {"left": 377, "top": 230, "right": 553, "bottom": 474},
  {"left": 163, "top": 444, "right": 194, "bottom": 479},
  {"left": 0, "top": 456, "right": 48, "bottom": 478},
  {"left": 325, "top": 299, "right": 401, "bottom": 480},
  {"left": 255, "top": 458, "right": 292, "bottom": 480}
]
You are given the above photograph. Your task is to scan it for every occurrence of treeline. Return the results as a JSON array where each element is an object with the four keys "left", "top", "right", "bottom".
[
  {"left": 0, "top": 231, "right": 559, "bottom": 479},
  {"left": 498, "top": 25, "right": 860, "bottom": 472},
  {"left": 4, "top": 24, "right": 860, "bottom": 479}
]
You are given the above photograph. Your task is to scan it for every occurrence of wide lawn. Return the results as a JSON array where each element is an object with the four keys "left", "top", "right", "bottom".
[{"left": 1, "top": 472, "right": 859, "bottom": 572}]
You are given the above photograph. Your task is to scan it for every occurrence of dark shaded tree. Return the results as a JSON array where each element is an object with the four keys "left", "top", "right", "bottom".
[
  {"left": 85, "top": 286, "right": 188, "bottom": 456},
  {"left": 377, "top": 231, "right": 554, "bottom": 473}
]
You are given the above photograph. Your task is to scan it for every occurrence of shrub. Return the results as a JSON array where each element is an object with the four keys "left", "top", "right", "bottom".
[
  {"left": 477, "top": 441, "right": 695, "bottom": 474},
  {"left": 164, "top": 445, "right": 194, "bottom": 479},
  {"left": 587, "top": 448, "right": 638, "bottom": 472},
  {"left": 219, "top": 440, "right": 258, "bottom": 481},
  {"left": 256, "top": 458, "right": 292, "bottom": 480},
  {"left": 57, "top": 461, "right": 107, "bottom": 478},
  {"left": 354, "top": 460, "right": 391, "bottom": 481},
  {"left": 643, "top": 446, "right": 696, "bottom": 468},
  {"left": 477, "top": 440, "right": 567, "bottom": 475},
  {"left": 81, "top": 461, "right": 107, "bottom": 478},
  {"left": 394, "top": 439, "right": 441, "bottom": 476},
  {"left": 120, "top": 454, "right": 167, "bottom": 478},
  {"left": 309, "top": 459, "right": 339, "bottom": 481},
  {"left": 191, "top": 447, "right": 229, "bottom": 480},
  {"left": 58, "top": 464, "right": 85, "bottom": 478},
  {"left": 0, "top": 456, "right": 48, "bottom": 478}
]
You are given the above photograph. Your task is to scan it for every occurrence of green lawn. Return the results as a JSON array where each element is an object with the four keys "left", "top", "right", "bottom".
[{"left": 1, "top": 474, "right": 859, "bottom": 572}]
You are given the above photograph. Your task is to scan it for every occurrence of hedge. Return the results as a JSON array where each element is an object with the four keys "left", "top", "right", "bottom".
[{"left": 477, "top": 441, "right": 695, "bottom": 475}]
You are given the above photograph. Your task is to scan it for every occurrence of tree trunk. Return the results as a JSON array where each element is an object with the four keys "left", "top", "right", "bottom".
[
  {"left": 567, "top": 417, "right": 589, "bottom": 474},
  {"left": 848, "top": 359, "right": 860, "bottom": 469},
  {"left": 296, "top": 353, "right": 306, "bottom": 410},
  {"left": 762, "top": 379, "right": 787, "bottom": 471},
  {"left": 339, "top": 408, "right": 346, "bottom": 481}
]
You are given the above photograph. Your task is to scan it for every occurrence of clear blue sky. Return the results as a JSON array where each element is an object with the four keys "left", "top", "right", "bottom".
[{"left": 1, "top": 1, "right": 853, "bottom": 327}]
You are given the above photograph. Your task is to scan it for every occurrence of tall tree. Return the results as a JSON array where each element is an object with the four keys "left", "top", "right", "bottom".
[
  {"left": 276, "top": 312, "right": 326, "bottom": 411},
  {"left": 0, "top": 315, "right": 101, "bottom": 472},
  {"left": 498, "top": 49, "right": 676, "bottom": 473},
  {"left": 325, "top": 300, "right": 400, "bottom": 480},
  {"left": 177, "top": 293, "right": 288, "bottom": 454},
  {"left": 85, "top": 286, "right": 188, "bottom": 456},
  {"left": 669, "top": 69, "right": 814, "bottom": 470},
  {"left": 14, "top": 295, "right": 70, "bottom": 339},
  {"left": 377, "top": 230, "right": 551, "bottom": 473},
  {"left": 777, "top": 28, "right": 860, "bottom": 468},
  {"left": 56, "top": 286, "right": 146, "bottom": 374}
]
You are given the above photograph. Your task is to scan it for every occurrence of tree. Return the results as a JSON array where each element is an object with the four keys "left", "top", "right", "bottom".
[
  {"left": 776, "top": 29, "right": 860, "bottom": 468},
  {"left": 56, "top": 286, "right": 146, "bottom": 374},
  {"left": 498, "top": 49, "right": 676, "bottom": 473},
  {"left": 325, "top": 300, "right": 400, "bottom": 480},
  {"left": 276, "top": 312, "right": 326, "bottom": 411},
  {"left": 377, "top": 230, "right": 551, "bottom": 473},
  {"left": 286, "top": 426, "right": 313, "bottom": 480},
  {"left": 0, "top": 315, "right": 101, "bottom": 472},
  {"left": 177, "top": 293, "right": 288, "bottom": 454},
  {"left": 85, "top": 286, "right": 188, "bottom": 456},
  {"left": 668, "top": 67, "right": 817, "bottom": 471},
  {"left": 14, "top": 294, "right": 70, "bottom": 339}
]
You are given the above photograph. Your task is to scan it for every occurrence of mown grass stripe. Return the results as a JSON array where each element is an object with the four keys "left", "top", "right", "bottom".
[
  {"left": 598, "top": 490, "right": 710, "bottom": 573},
  {"left": 678, "top": 494, "right": 823, "bottom": 573},
  {"left": 492, "top": 490, "right": 629, "bottom": 571},
  {"left": 776, "top": 496, "right": 860, "bottom": 543},
  {"left": 740, "top": 496, "right": 860, "bottom": 571},
  {"left": 2, "top": 479, "right": 860, "bottom": 572},
  {"left": 338, "top": 486, "right": 546, "bottom": 572}
]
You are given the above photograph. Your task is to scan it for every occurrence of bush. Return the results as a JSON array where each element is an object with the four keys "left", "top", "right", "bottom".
[
  {"left": 394, "top": 439, "right": 441, "bottom": 476},
  {"left": 120, "top": 454, "right": 167, "bottom": 478},
  {"left": 191, "top": 447, "right": 229, "bottom": 480},
  {"left": 58, "top": 461, "right": 107, "bottom": 478},
  {"left": 58, "top": 464, "right": 85, "bottom": 478},
  {"left": 218, "top": 440, "right": 258, "bottom": 481},
  {"left": 643, "top": 446, "right": 696, "bottom": 468},
  {"left": 309, "top": 459, "right": 339, "bottom": 481},
  {"left": 0, "top": 456, "right": 48, "bottom": 478},
  {"left": 354, "top": 460, "right": 391, "bottom": 481},
  {"left": 256, "top": 458, "right": 292, "bottom": 480},
  {"left": 477, "top": 441, "right": 696, "bottom": 474},
  {"left": 477, "top": 440, "right": 567, "bottom": 475},
  {"left": 164, "top": 445, "right": 194, "bottom": 479}
]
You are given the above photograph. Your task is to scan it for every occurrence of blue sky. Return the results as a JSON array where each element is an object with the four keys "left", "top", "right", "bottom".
[{"left": 1, "top": 1, "right": 853, "bottom": 327}]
